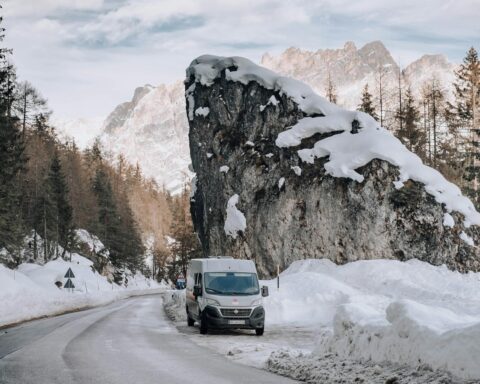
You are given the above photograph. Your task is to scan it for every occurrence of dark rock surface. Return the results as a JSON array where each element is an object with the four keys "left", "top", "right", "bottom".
[{"left": 186, "top": 65, "right": 479, "bottom": 278}]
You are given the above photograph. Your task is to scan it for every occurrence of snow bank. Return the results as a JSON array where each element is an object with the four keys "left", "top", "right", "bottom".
[
  {"left": 224, "top": 194, "right": 246, "bottom": 239},
  {"left": 0, "top": 254, "right": 166, "bottom": 327},
  {"left": 163, "top": 289, "right": 187, "bottom": 322},
  {"left": 262, "top": 259, "right": 480, "bottom": 379},
  {"left": 187, "top": 55, "right": 480, "bottom": 230}
]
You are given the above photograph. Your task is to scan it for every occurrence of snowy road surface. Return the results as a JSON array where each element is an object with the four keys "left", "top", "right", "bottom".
[{"left": 0, "top": 295, "right": 296, "bottom": 383}]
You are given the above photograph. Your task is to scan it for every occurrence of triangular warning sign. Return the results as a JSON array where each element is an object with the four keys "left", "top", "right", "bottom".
[
  {"left": 65, "top": 268, "right": 75, "bottom": 279},
  {"left": 64, "top": 278, "right": 75, "bottom": 289}
]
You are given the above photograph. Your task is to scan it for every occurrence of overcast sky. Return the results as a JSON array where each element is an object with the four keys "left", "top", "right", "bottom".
[{"left": 4, "top": 0, "right": 479, "bottom": 120}]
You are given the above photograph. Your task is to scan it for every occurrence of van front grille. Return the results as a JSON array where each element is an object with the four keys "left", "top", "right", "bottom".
[{"left": 220, "top": 308, "right": 252, "bottom": 318}]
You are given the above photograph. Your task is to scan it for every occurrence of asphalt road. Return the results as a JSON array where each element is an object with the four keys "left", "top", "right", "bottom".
[{"left": 0, "top": 295, "right": 296, "bottom": 384}]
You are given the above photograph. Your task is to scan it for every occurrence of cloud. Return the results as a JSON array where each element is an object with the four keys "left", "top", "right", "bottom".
[
  {"left": 2, "top": 0, "right": 478, "bottom": 120},
  {"left": 4, "top": 0, "right": 105, "bottom": 18}
]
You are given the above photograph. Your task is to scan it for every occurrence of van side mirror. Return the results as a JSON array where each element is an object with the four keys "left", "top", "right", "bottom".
[
  {"left": 193, "top": 285, "right": 202, "bottom": 297},
  {"left": 261, "top": 286, "right": 269, "bottom": 297}
]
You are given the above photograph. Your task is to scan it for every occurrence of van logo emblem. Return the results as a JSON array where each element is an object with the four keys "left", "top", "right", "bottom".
[{"left": 234, "top": 309, "right": 239, "bottom": 314}]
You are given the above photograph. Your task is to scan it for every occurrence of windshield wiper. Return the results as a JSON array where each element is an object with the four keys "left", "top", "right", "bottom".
[
  {"left": 229, "top": 291, "right": 257, "bottom": 295},
  {"left": 205, "top": 288, "right": 223, "bottom": 294}
]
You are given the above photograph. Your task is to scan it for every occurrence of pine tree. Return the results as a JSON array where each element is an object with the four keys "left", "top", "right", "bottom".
[
  {"left": 47, "top": 152, "right": 73, "bottom": 258},
  {"left": 325, "top": 72, "right": 337, "bottom": 104},
  {"left": 376, "top": 65, "right": 387, "bottom": 126},
  {"left": 13, "top": 82, "right": 50, "bottom": 137},
  {"left": 357, "top": 84, "right": 378, "bottom": 120},
  {"left": 0, "top": 12, "right": 26, "bottom": 259},
  {"left": 169, "top": 184, "right": 200, "bottom": 281},
  {"left": 92, "top": 168, "right": 121, "bottom": 265},
  {"left": 421, "top": 78, "right": 445, "bottom": 168},
  {"left": 395, "top": 87, "right": 426, "bottom": 157},
  {"left": 446, "top": 47, "right": 480, "bottom": 207}
]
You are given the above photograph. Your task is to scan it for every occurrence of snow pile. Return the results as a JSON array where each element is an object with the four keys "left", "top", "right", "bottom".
[
  {"left": 75, "top": 228, "right": 109, "bottom": 257},
  {"left": 262, "top": 259, "right": 480, "bottom": 379},
  {"left": 0, "top": 254, "right": 166, "bottom": 327},
  {"left": 187, "top": 55, "right": 480, "bottom": 232},
  {"left": 163, "top": 289, "right": 187, "bottom": 322},
  {"left": 224, "top": 194, "right": 246, "bottom": 239}
]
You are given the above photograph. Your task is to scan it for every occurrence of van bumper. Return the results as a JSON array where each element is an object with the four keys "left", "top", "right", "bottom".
[{"left": 204, "top": 305, "right": 265, "bottom": 329}]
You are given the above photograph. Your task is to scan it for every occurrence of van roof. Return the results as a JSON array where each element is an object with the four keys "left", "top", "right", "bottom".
[{"left": 190, "top": 258, "right": 257, "bottom": 273}]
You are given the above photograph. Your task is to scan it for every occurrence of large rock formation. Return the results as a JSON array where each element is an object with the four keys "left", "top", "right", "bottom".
[{"left": 186, "top": 55, "right": 480, "bottom": 278}]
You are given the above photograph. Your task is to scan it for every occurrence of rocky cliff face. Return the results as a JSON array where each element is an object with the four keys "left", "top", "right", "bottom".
[{"left": 186, "top": 56, "right": 479, "bottom": 278}]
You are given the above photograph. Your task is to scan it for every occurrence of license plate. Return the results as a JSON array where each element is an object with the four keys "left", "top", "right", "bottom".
[{"left": 228, "top": 320, "right": 245, "bottom": 325}]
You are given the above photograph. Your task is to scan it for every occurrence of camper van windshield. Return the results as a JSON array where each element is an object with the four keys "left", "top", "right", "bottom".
[{"left": 204, "top": 272, "right": 259, "bottom": 295}]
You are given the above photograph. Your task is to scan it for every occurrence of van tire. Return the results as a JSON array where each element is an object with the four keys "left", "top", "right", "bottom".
[
  {"left": 186, "top": 307, "right": 195, "bottom": 326},
  {"left": 200, "top": 311, "right": 208, "bottom": 334},
  {"left": 255, "top": 327, "right": 264, "bottom": 336}
]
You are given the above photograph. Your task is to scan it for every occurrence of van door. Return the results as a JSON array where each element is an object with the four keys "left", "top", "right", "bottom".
[{"left": 192, "top": 272, "right": 202, "bottom": 317}]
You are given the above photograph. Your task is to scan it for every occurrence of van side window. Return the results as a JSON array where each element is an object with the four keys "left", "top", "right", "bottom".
[{"left": 194, "top": 273, "right": 202, "bottom": 286}]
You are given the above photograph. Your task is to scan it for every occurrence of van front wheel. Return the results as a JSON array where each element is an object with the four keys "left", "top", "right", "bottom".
[
  {"left": 200, "top": 311, "right": 208, "bottom": 334},
  {"left": 255, "top": 327, "right": 264, "bottom": 336}
]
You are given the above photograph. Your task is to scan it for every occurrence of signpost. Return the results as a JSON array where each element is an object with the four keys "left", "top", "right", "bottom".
[
  {"left": 64, "top": 268, "right": 76, "bottom": 292},
  {"left": 65, "top": 268, "right": 75, "bottom": 279},
  {"left": 277, "top": 265, "right": 280, "bottom": 290},
  {"left": 64, "top": 278, "right": 75, "bottom": 292}
]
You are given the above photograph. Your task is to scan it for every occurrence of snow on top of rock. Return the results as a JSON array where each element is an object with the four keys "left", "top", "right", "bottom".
[
  {"left": 190, "top": 175, "right": 197, "bottom": 200},
  {"left": 187, "top": 55, "right": 341, "bottom": 116},
  {"left": 219, "top": 165, "right": 229, "bottom": 173},
  {"left": 291, "top": 166, "right": 302, "bottom": 176},
  {"left": 187, "top": 55, "right": 480, "bottom": 228},
  {"left": 75, "top": 229, "right": 109, "bottom": 258},
  {"left": 443, "top": 213, "right": 455, "bottom": 228},
  {"left": 195, "top": 106, "right": 210, "bottom": 117},
  {"left": 224, "top": 194, "right": 246, "bottom": 239},
  {"left": 260, "top": 95, "right": 279, "bottom": 112},
  {"left": 460, "top": 231, "right": 475, "bottom": 247}
]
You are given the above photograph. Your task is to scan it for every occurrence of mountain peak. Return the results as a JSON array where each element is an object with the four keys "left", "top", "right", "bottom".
[{"left": 344, "top": 41, "right": 357, "bottom": 51}]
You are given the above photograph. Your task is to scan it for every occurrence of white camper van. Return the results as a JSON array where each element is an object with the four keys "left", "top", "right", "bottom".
[{"left": 186, "top": 257, "right": 269, "bottom": 335}]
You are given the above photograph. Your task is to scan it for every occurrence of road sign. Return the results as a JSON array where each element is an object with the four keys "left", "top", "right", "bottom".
[
  {"left": 65, "top": 268, "right": 75, "bottom": 279},
  {"left": 64, "top": 278, "right": 75, "bottom": 289}
]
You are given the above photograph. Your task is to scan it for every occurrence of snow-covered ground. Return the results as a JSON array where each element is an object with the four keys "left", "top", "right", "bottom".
[
  {"left": 164, "top": 259, "right": 480, "bottom": 382},
  {"left": 0, "top": 253, "right": 166, "bottom": 328}
]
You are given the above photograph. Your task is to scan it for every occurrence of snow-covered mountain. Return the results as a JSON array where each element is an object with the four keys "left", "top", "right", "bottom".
[
  {"left": 98, "top": 41, "right": 456, "bottom": 194},
  {"left": 53, "top": 116, "right": 104, "bottom": 149},
  {"left": 261, "top": 41, "right": 456, "bottom": 107},
  {"left": 99, "top": 81, "right": 191, "bottom": 194}
]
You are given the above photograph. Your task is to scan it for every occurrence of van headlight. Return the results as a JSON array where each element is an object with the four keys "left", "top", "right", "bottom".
[
  {"left": 251, "top": 298, "right": 262, "bottom": 306},
  {"left": 205, "top": 298, "right": 220, "bottom": 306}
]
